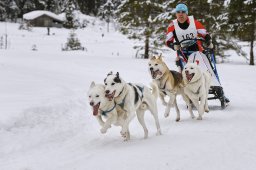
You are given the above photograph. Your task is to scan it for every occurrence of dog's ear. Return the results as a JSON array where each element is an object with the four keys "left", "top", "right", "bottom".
[
  {"left": 151, "top": 56, "right": 156, "bottom": 60},
  {"left": 158, "top": 55, "right": 163, "bottom": 60},
  {"left": 114, "top": 72, "right": 121, "bottom": 83},
  {"left": 107, "top": 71, "right": 113, "bottom": 76},
  {"left": 90, "top": 81, "right": 96, "bottom": 88}
]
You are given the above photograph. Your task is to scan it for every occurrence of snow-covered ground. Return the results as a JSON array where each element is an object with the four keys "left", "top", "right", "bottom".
[{"left": 0, "top": 19, "right": 256, "bottom": 170}]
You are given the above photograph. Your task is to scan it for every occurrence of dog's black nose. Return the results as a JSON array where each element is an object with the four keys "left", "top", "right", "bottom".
[
  {"left": 105, "top": 90, "right": 110, "bottom": 94},
  {"left": 185, "top": 70, "right": 189, "bottom": 74},
  {"left": 90, "top": 102, "right": 94, "bottom": 106},
  {"left": 150, "top": 67, "right": 153, "bottom": 71}
]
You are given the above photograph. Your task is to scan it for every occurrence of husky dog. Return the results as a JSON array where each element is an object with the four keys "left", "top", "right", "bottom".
[
  {"left": 148, "top": 55, "right": 195, "bottom": 121},
  {"left": 182, "top": 63, "right": 212, "bottom": 120},
  {"left": 88, "top": 82, "right": 127, "bottom": 135},
  {"left": 104, "top": 71, "right": 161, "bottom": 141}
]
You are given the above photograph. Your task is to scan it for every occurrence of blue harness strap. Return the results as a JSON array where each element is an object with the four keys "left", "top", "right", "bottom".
[
  {"left": 100, "top": 102, "right": 116, "bottom": 116},
  {"left": 117, "top": 97, "right": 126, "bottom": 110}
]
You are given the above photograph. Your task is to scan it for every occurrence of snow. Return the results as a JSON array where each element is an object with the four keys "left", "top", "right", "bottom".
[
  {"left": 23, "top": 10, "right": 64, "bottom": 22},
  {"left": 0, "top": 18, "right": 256, "bottom": 170}
]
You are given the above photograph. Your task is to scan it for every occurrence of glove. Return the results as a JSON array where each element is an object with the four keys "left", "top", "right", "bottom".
[{"left": 174, "top": 44, "right": 181, "bottom": 51}]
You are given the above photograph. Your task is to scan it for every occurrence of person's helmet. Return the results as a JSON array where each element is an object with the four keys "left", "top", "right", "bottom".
[{"left": 175, "top": 3, "right": 188, "bottom": 15}]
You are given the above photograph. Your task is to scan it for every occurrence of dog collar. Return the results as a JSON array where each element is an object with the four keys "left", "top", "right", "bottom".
[{"left": 100, "top": 103, "right": 116, "bottom": 116}]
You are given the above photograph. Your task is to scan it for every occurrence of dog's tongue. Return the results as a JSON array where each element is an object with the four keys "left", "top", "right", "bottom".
[
  {"left": 186, "top": 72, "right": 193, "bottom": 82},
  {"left": 92, "top": 103, "right": 100, "bottom": 116},
  {"left": 105, "top": 91, "right": 115, "bottom": 101},
  {"left": 151, "top": 70, "right": 162, "bottom": 78}
]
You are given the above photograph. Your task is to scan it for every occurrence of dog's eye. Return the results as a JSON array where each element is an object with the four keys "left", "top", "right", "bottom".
[
  {"left": 105, "top": 83, "right": 107, "bottom": 85},
  {"left": 89, "top": 95, "right": 91, "bottom": 98},
  {"left": 191, "top": 67, "right": 194, "bottom": 69},
  {"left": 155, "top": 64, "right": 158, "bottom": 66},
  {"left": 96, "top": 95, "right": 99, "bottom": 97},
  {"left": 111, "top": 83, "right": 115, "bottom": 86},
  {"left": 149, "top": 64, "right": 151, "bottom": 66}
]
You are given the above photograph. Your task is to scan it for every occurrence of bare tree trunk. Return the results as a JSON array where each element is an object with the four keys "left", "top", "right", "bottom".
[
  {"left": 144, "top": 20, "right": 150, "bottom": 59},
  {"left": 249, "top": 39, "right": 254, "bottom": 65},
  {"left": 144, "top": 35, "right": 149, "bottom": 59},
  {"left": 250, "top": 7, "right": 255, "bottom": 65},
  {"left": 47, "top": 27, "right": 50, "bottom": 35}
]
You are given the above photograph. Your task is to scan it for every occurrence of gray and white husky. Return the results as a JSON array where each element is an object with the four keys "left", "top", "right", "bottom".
[{"left": 104, "top": 71, "right": 162, "bottom": 141}]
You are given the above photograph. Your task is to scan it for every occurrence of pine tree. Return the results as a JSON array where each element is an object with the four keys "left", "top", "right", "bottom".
[
  {"left": 0, "top": 1, "right": 6, "bottom": 21},
  {"left": 14, "top": 0, "right": 34, "bottom": 18},
  {"left": 100, "top": 0, "right": 114, "bottom": 32},
  {"left": 64, "top": 0, "right": 76, "bottom": 29},
  {"left": 208, "top": 0, "right": 229, "bottom": 59},
  {"left": 228, "top": 0, "right": 255, "bottom": 65},
  {"left": 63, "top": 30, "right": 83, "bottom": 50},
  {"left": 76, "top": 0, "right": 104, "bottom": 15},
  {"left": 117, "top": 0, "right": 165, "bottom": 59}
]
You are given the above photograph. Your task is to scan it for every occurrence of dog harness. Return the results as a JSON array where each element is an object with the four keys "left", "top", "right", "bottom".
[
  {"left": 117, "top": 97, "right": 126, "bottom": 111},
  {"left": 134, "top": 84, "right": 144, "bottom": 99},
  {"left": 117, "top": 83, "right": 144, "bottom": 111},
  {"left": 100, "top": 102, "right": 117, "bottom": 116},
  {"left": 129, "top": 83, "right": 144, "bottom": 104},
  {"left": 116, "top": 86, "right": 127, "bottom": 111}
]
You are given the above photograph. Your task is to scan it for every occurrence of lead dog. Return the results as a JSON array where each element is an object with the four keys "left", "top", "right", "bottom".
[
  {"left": 88, "top": 82, "right": 127, "bottom": 136},
  {"left": 182, "top": 63, "right": 212, "bottom": 120},
  {"left": 104, "top": 71, "right": 161, "bottom": 140},
  {"left": 148, "top": 55, "right": 195, "bottom": 121}
]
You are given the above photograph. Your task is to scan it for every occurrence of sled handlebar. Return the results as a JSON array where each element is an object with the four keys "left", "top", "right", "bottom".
[
  {"left": 174, "top": 38, "right": 206, "bottom": 45},
  {"left": 175, "top": 38, "right": 213, "bottom": 52}
]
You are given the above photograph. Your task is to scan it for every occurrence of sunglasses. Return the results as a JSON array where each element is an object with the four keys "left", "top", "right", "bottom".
[{"left": 176, "top": 11, "right": 186, "bottom": 14}]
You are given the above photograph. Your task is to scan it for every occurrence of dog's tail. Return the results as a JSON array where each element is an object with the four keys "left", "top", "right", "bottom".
[{"left": 150, "top": 81, "right": 159, "bottom": 99}]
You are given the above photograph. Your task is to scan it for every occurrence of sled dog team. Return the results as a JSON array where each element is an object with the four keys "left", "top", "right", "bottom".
[{"left": 88, "top": 55, "right": 212, "bottom": 141}]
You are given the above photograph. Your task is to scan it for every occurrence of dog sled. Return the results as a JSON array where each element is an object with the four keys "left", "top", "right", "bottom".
[{"left": 175, "top": 38, "right": 229, "bottom": 109}]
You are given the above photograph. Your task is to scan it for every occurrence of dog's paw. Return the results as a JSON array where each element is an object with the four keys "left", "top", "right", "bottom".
[
  {"left": 196, "top": 116, "right": 202, "bottom": 120},
  {"left": 176, "top": 117, "right": 180, "bottom": 122},
  {"left": 162, "top": 101, "right": 167, "bottom": 106},
  {"left": 164, "top": 112, "right": 169, "bottom": 118},
  {"left": 156, "top": 130, "right": 162, "bottom": 136},
  {"left": 120, "top": 130, "right": 127, "bottom": 137},
  {"left": 123, "top": 137, "right": 130, "bottom": 141},
  {"left": 100, "top": 128, "right": 107, "bottom": 134},
  {"left": 121, "top": 132, "right": 130, "bottom": 141},
  {"left": 205, "top": 108, "right": 209, "bottom": 113}
]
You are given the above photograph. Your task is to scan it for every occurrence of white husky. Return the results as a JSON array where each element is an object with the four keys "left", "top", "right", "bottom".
[
  {"left": 88, "top": 82, "right": 127, "bottom": 135},
  {"left": 182, "top": 63, "right": 212, "bottom": 120},
  {"left": 104, "top": 71, "right": 162, "bottom": 140}
]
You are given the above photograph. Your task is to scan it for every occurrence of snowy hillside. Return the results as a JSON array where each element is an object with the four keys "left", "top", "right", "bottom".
[{"left": 0, "top": 19, "right": 256, "bottom": 170}]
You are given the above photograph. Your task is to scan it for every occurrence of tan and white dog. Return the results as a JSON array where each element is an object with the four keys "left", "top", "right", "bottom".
[
  {"left": 104, "top": 71, "right": 162, "bottom": 141},
  {"left": 88, "top": 82, "right": 127, "bottom": 136},
  {"left": 182, "top": 63, "right": 212, "bottom": 120},
  {"left": 148, "top": 55, "right": 195, "bottom": 121}
]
